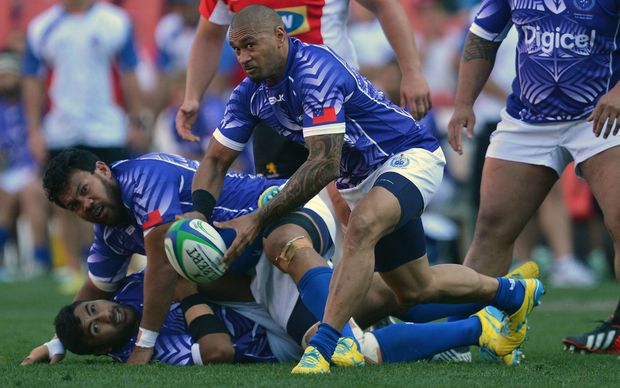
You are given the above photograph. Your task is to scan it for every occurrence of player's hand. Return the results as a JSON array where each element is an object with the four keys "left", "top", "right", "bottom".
[
  {"left": 20, "top": 343, "right": 64, "bottom": 366},
  {"left": 588, "top": 85, "right": 620, "bottom": 139},
  {"left": 214, "top": 212, "right": 261, "bottom": 264},
  {"left": 400, "top": 70, "right": 432, "bottom": 121},
  {"left": 28, "top": 129, "right": 48, "bottom": 166},
  {"left": 175, "top": 211, "right": 207, "bottom": 222},
  {"left": 448, "top": 105, "right": 476, "bottom": 155},
  {"left": 127, "top": 346, "right": 154, "bottom": 365},
  {"left": 175, "top": 100, "right": 201, "bottom": 142}
]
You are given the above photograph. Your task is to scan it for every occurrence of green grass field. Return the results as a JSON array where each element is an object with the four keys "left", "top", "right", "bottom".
[{"left": 1, "top": 277, "right": 618, "bottom": 387}]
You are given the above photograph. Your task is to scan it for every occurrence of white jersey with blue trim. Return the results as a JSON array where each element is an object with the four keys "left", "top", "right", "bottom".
[
  {"left": 213, "top": 38, "right": 439, "bottom": 189},
  {"left": 471, "top": 0, "right": 620, "bottom": 123},
  {"left": 22, "top": 2, "right": 138, "bottom": 148},
  {"left": 87, "top": 153, "right": 286, "bottom": 292},
  {"left": 108, "top": 272, "right": 277, "bottom": 365}
]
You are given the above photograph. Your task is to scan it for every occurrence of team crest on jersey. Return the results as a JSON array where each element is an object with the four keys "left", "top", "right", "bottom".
[
  {"left": 573, "top": 0, "right": 595, "bottom": 11},
  {"left": 276, "top": 6, "right": 310, "bottom": 36},
  {"left": 389, "top": 154, "right": 410, "bottom": 169},
  {"left": 543, "top": 0, "right": 567, "bottom": 13}
]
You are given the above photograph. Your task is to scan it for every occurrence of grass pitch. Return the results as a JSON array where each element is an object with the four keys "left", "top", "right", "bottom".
[{"left": 1, "top": 277, "right": 618, "bottom": 387}]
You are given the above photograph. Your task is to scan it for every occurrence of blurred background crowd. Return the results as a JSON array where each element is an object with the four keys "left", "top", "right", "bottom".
[{"left": 0, "top": 0, "right": 613, "bottom": 294}]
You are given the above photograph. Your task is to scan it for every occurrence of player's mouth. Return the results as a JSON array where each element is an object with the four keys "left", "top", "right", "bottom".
[{"left": 112, "top": 307, "right": 124, "bottom": 325}]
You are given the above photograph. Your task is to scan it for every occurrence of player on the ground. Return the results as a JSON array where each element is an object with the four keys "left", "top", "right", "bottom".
[
  {"left": 49, "top": 270, "right": 523, "bottom": 366},
  {"left": 22, "top": 149, "right": 363, "bottom": 365},
  {"left": 447, "top": 0, "right": 620, "bottom": 349},
  {"left": 183, "top": 5, "right": 544, "bottom": 374}
]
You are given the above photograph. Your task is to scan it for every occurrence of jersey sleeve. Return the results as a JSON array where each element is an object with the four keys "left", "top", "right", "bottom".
[
  {"left": 298, "top": 55, "right": 347, "bottom": 138},
  {"left": 470, "top": 0, "right": 513, "bottom": 42},
  {"left": 212, "top": 83, "right": 258, "bottom": 151},
  {"left": 115, "top": 24, "right": 139, "bottom": 71},
  {"left": 199, "top": 0, "right": 233, "bottom": 26},
  {"left": 22, "top": 29, "right": 46, "bottom": 77},
  {"left": 129, "top": 162, "right": 186, "bottom": 234},
  {"left": 87, "top": 225, "right": 133, "bottom": 292}
]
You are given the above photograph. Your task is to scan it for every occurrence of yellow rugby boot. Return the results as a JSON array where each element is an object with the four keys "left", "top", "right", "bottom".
[
  {"left": 331, "top": 337, "right": 365, "bottom": 368},
  {"left": 292, "top": 346, "right": 330, "bottom": 374},
  {"left": 506, "top": 261, "right": 540, "bottom": 280}
]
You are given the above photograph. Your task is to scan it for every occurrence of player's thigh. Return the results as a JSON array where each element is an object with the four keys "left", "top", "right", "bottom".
[
  {"left": 0, "top": 188, "right": 18, "bottom": 226},
  {"left": 345, "top": 186, "right": 401, "bottom": 248},
  {"left": 580, "top": 146, "right": 620, "bottom": 235},
  {"left": 476, "top": 157, "right": 557, "bottom": 244}
]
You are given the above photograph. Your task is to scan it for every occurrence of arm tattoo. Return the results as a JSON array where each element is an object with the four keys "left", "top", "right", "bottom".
[
  {"left": 463, "top": 32, "right": 500, "bottom": 63},
  {"left": 257, "top": 134, "right": 344, "bottom": 226}
]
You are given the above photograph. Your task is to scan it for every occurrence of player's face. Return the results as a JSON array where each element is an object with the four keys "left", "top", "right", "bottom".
[
  {"left": 74, "top": 300, "right": 138, "bottom": 354},
  {"left": 58, "top": 162, "right": 128, "bottom": 226},
  {"left": 229, "top": 25, "right": 287, "bottom": 83}
]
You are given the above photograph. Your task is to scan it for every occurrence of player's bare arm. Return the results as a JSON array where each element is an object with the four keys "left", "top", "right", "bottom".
[
  {"left": 588, "top": 81, "right": 620, "bottom": 138},
  {"left": 257, "top": 133, "right": 344, "bottom": 225},
  {"left": 127, "top": 222, "right": 179, "bottom": 365},
  {"left": 448, "top": 32, "right": 501, "bottom": 155},
  {"left": 185, "top": 140, "right": 241, "bottom": 222},
  {"left": 216, "top": 133, "right": 344, "bottom": 262},
  {"left": 176, "top": 18, "right": 229, "bottom": 142},
  {"left": 359, "top": 0, "right": 431, "bottom": 119}
]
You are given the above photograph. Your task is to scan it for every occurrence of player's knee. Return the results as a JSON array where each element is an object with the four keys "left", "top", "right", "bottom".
[{"left": 392, "top": 285, "right": 434, "bottom": 307}]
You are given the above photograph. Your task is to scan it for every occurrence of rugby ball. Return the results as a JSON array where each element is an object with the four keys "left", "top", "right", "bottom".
[{"left": 164, "top": 218, "right": 228, "bottom": 283}]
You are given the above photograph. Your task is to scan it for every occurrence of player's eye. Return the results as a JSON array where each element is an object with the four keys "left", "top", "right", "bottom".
[
  {"left": 247, "top": 43, "right": 254, "bottom": 49},
  {"left": 80, "top": 185, "right": 88, "bottom": 195},
  {"left": 90, "top": 323, "right": 99, "bottom": 335}
]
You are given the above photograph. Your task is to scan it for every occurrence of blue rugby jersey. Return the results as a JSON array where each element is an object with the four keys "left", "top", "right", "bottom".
[
  {"left": 471, "top": 0, "right": 620, "bottom": 123},
  {"left": 213, "top": 38, "right": 439, "bottom": 189},
  {"left": 87, "top": 153, "right": 285, "bottom": 292},
  {"left": 108, "top": 272, "right": 276, "bottom": 365}
]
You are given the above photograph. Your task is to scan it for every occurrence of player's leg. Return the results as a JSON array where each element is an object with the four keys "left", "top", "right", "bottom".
[
  {"left": 464, "top": 157, "right": 557, "bottom": 276},
  {"left": 0, "top": 188, "right": 17, "bottom": 279},
  {"left": 19, "top": 177, "right": 51, "bottom": 271},
  {"left": 580, "top": 146, "right": 620, "bottom": 285},
  {"left": 261, "top": 202, "right": 361, "bottom": 356}
]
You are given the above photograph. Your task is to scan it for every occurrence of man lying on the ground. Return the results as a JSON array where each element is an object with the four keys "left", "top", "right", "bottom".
[
  {"left": 53, "top": 270, "right": 521, "bottom": 366},
  {"left": 22, "top": 150, "right": 534, "bottom": 366}
]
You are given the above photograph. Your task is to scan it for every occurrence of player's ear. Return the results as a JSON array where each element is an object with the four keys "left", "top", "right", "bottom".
[
  {"left": 95, "top": 161, "right": 111, "bottom": 177},
  {"left": 275, "top": 26, "right": 286, "bottom": 45}
]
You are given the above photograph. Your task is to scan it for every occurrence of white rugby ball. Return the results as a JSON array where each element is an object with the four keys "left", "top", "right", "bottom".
[{"left": 164, "top": 218, "right": 228, "bottom": 283}]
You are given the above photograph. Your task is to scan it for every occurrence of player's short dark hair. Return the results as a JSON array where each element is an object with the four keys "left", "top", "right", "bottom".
[
  {"left": 42, "top": 148, "right": 100, "bottom": 208},
  {"left": 54, "top": 302, "right": 92, "bottom": 355}
]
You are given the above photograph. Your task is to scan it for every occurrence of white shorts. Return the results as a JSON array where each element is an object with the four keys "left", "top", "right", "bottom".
[
  {"left": 338, "top": 147, "right": 446, "bottom": 210},
  {"left": 487, "top": 109, "right": 620, "bottom": 176},
  {"left": 0, "top": 165, "right": 37, "bottom": 194},
  {"left": 249, "top": 192, "right": 337, "bottom": 360}
]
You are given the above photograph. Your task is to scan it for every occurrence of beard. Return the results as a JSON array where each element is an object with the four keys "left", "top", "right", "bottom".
[{"left": 100, "top": 176, "right": 130, "bottom": 226}]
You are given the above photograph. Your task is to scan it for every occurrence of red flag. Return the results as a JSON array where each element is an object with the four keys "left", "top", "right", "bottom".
[
  {"left": 312, "top": 107, "right": 337, "bottom": 125},
  {"left": 143, "top": 210, "right": 163, "bottom": 230}
]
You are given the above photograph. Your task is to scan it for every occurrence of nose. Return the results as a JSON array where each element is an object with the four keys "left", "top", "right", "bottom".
[
  {"left": 238, "top": 49, "right": 251, "bottom": 65},
  {"left": 95, "top": 310, "right": 111, "bottom": 324},
  {"left": 79, "top": 198, "right": 94, "bottom": 213}
]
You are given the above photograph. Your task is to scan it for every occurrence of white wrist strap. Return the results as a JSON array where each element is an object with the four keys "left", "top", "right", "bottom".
[
  {"left": 45, "top": 338, "right": 65, "bottom": 356},
  {"left": 135, "top": 327, "right": 159, "bottom": 348}
]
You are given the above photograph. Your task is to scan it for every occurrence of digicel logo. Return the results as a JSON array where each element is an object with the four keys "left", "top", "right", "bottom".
[{"left": 523, "top": 26, "right": 596, "bottom": 54}]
